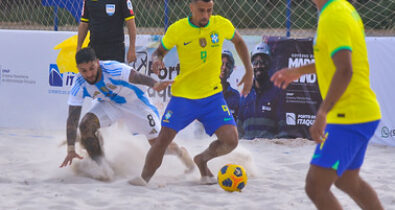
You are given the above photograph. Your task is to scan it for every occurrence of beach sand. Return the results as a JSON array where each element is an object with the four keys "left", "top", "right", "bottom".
[{"left": 0, "top": 126, "right": 394, "bottom": 210}]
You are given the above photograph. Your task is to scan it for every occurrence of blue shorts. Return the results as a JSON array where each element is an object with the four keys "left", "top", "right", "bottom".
[
  {"left": 161, "top": 92, "right": 236, "bottom": 136},
  {"left": 310, "top": 120, "right": 380, "bottom": 176}
]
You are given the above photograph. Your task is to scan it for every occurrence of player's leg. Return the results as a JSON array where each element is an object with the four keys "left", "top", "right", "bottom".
[
  {"left": 307, "top": 122, "right": 380, "bottom": 209},
  {"left": 79, "top": 101, "right": 118, "bottom": 164},
  {"left": 133, "top": 96, "right": 197, "bottom": 184},
  {"left": 333, "top": 120, "right": 383, "bottom": 210},
  {"left": 334, "top": 169, "right": 383, "bottom": 210},
  {"left": 306, "top": 124, "right": 348, "bottom": 209},
  {"left": 122, "top": 107, "right": 173, "bottom": 183},
  {"left": 132, "top": 106, "right": 194, "bottom": 173},
  {"left": 148, "top": 138, "right": 195, "bottom": 173},
  {"left": 79, "top": 112, "right": 103, "bottom": 163},
  {"left": 137, "top": 127, "right": 177, "bottom": 183},
  {"left": 194, "top": 125, "right": 238, "bottom": 178},
  {"left": 305, "top": 165, "right": 342, "bottom": 210},
  {"left": 194, "top": 93, "right": 238, "bottom": 180}
]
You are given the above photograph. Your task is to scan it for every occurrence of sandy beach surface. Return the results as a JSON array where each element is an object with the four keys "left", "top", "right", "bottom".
[{"left": 0, "top": 126, "right": 394, "bottom": 210}]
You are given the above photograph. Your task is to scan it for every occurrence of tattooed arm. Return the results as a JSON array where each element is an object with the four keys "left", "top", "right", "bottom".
[
  {"left": 128, "top": 70, "right": 173, "bottom": 91},
  {"left": 128, "top": 70, "right": 157, "bottom": 87},
  {"left": 60, "top": 105, "right": 83, "bottom": 167}
]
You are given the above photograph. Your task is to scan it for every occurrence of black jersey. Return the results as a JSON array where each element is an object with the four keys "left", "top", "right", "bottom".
[{"left": 81, "top": 0, "right": 135, "bottom": 46}]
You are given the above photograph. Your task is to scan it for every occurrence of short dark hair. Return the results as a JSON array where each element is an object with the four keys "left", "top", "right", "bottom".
[
  {"left": 76, "top": 47, "right": 97, "bottom": 65},
  {"left": 191, "top": 0, "right": 212, "bottom": 3}
]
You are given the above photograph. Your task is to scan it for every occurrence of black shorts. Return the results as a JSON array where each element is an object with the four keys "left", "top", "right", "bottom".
[{"left": 90, "top": 43, "right": 125, "bottom": 63}]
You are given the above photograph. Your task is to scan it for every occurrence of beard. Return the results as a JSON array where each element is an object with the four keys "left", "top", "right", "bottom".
[{"left": 86, "top": 70, "right": 100, "bottom": 84}]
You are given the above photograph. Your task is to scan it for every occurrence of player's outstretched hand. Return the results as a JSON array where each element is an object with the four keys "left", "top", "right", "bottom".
[
  {"left": 270, "top": 68, "right": 301, "bottom": 89},
  {"left": 59, "top": 151, "right": 83, "bottom": 168},
  {"left": 151, "top": 57, "right": 165, "bottom": 75},
  {"left": 238, "top": 71, "right": 253, "bottom": 97},
  {"left": 153, "top": 80, "right": 174, "bottom": 91}
]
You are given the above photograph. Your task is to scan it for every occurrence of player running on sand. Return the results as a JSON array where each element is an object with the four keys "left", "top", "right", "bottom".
[
  {"left": 129, "top": 0, "right": 253, "bottom": 185},
  {"left": 60, "top": 48, "right": 194, "bottom": 176}
]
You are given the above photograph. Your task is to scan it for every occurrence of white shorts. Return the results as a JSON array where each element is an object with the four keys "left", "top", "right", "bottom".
[{"left": 88, "top": 100, "right": 161, "bottom": 140}]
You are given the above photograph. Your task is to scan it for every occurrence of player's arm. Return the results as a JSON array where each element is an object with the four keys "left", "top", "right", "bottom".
[
  {"left": 128, "top": 69, "right": 173, "bottom": 91},
  {"left": 317, "top": 50, "right": 352, "bottom": 115},
  {"left": 310, "top": 50, "right": 352, "bottom": 143},
  {"left": 271, "top": 63, "right": 316, "bottom": 90},
  {"left": 77, "top": 22, "right": 89, "bottom": 51},
  {"left": 66, "top": 105, "right": 82, "bottom": 149},
  {"left": 77, "top": 1, "right": 89, "bottom": 51},
  {"left": 125, "top": 18, "right": 137, "bottom": 63},
  {"left": 151, "top": 45, "right": 169, "bottom": 75},
  {"left": 231, "top": 30, "right": 253, "bottom": 97},
  {"left": 60, "top": 105, "right": 83, "bottom": 167}
]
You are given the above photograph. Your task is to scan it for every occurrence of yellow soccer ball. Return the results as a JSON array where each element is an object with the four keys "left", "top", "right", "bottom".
[{"left": 217, "top": 164, "right": 248, "bottom": 192}]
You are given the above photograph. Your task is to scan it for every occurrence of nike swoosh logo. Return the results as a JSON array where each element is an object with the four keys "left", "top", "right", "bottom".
[{"left": 184, "top": 41, "right": 192, "bottom": 45}]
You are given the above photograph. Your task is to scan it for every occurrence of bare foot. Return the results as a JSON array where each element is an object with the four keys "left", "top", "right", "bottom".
[
  {"left": 193, "top": 154, "right": 213, "bottom": 177},
  {"left": 128, "top": 176, "right": 147, "bottom": 186},
  {"left": 200, "top": 176, "right": 217, "bottom": 185},
  {"left": 179, "top": 147, "right": 195, "bottom": 173}
]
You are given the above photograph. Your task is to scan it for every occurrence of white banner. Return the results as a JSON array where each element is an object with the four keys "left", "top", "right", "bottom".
[
  {"left": 0, "top": 30, "right": 76, "bottom": 130},
  {"left": 0, "top": 30, "right": 394, "bottom": 145},
  {"left": 366, "top": 37, "right": 395, "bottom": 146}
]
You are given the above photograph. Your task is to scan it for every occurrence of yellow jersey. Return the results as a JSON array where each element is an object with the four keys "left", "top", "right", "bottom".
[
  {"left": 162, "top": 15, "right": 235, "bottom": 99},
  {"left": 314, "top": 0, "right": 381, "bottom": 124}
]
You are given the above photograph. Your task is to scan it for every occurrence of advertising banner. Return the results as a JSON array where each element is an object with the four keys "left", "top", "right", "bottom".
[
  {"left": 234, "top": 38, "right": 321, "bottom": 139},
  {"left": 0, "top": 30, "right": 394, "bottom": 146}
]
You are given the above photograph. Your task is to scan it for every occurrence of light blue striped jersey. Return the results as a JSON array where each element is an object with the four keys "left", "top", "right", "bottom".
[{"left": 68, "top": 60, "right": 158, "bottom": 116}]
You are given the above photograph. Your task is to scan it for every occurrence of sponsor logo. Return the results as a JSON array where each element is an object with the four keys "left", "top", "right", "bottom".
[
  {"left": 49, "top": 64, "right": 76, "bottom": 87},
  {"left": 106, "top": 4, "right": 116, "bottom": 16},
  {"left": 48, "top": 64, "right": 76, "bottom": 94},
  {"left": 163, "top": 110, "right": 173, "bottom": 123},
  {"left": 49, "top": 64, "right": 63, "bottom": 87},
  {"left": 183, "top": 41, "right": 192, "bottom": 46},
  {"left": 286, "top": 113, "right": 296, "bottom": 125},
  {"left": 286, "top": 113, "right": 316, "bottom": 126},
  {"left": 149, "top": 128, "right": 158, "bottom": 135},
  {"left": 381, "top": 126, "right": 395, "bottom": 138}
]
